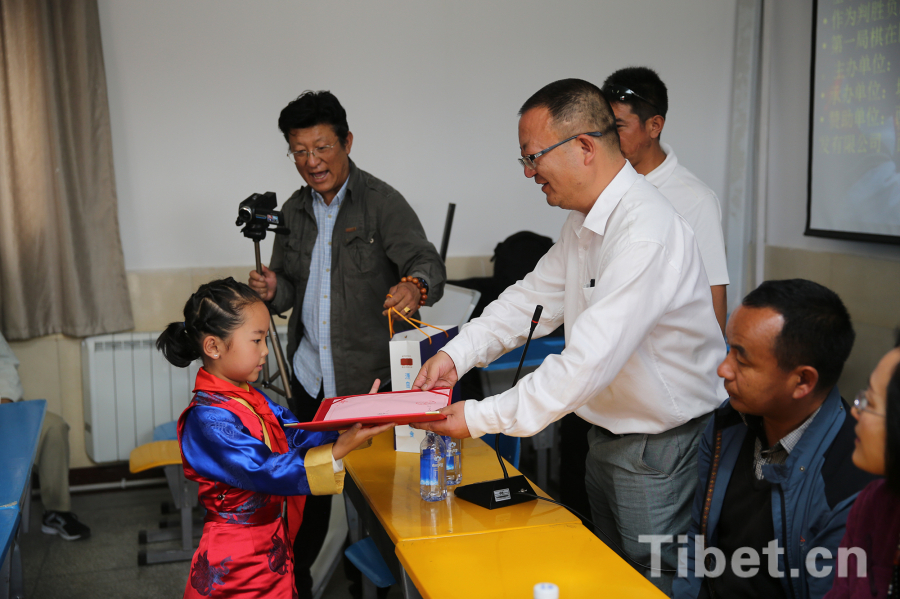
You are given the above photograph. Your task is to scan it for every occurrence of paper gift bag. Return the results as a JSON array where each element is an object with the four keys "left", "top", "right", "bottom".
[{"left": 390, "top": 325, "right": 459, "bottom": 452}]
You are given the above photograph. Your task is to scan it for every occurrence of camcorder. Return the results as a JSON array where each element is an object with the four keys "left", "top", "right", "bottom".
[
  {"left": 234, "top": 192, "right": 293, "bottom": 400},
  {"left": 235, "top": 192, "right": 290, "bottom": 240}
]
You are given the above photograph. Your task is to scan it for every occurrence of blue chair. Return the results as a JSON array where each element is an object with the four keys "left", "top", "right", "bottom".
[
  {"left": 152, "top": 420, "right": 178, "bottom": 441},
  {"left": 480, "top": 433, "right": 521, "bottom": 469},
  {"left": 344, "top": 536, "right": 396, "bottom": 588}
]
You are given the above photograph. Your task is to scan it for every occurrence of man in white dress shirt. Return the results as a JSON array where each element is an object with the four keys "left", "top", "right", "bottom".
[
  {"left": 602, "top": 66, "right": 729, "bottom": 333},
  {"left": 413, "top": 78, "right": 726, "bottom": 594}
]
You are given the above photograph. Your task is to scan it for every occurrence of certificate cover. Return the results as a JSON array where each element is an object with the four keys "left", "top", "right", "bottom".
[{"left": 286, "top": 387, "right": 451, "bottom": 431}]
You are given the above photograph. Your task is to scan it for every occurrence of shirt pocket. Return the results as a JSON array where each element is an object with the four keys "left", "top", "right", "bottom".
[
  {"left": 342, "top": 227, "right": 377, "bottom": 275},
  {"left": 582, "top": 286, "right": 594, "bottom": 309},
  {"left": 283, "top": 236, "right": 311, "bottom": 279}
]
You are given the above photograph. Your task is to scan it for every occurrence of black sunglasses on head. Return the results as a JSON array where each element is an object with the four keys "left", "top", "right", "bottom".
[{"left": 602, "top": 84, "right": 661, "bottom": 115}]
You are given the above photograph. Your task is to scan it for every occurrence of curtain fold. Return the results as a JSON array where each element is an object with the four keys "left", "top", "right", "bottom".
[
  {"left": 724, "top": 0, "right": 765, "bottom": 312},
  {"left": 0, "top": 0, "right": 132, "bottom": 340}
]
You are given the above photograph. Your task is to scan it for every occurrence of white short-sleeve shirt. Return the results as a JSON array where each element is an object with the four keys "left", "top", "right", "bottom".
[{"left": 644, "top": 143, "right": 730, "bottom": 286}]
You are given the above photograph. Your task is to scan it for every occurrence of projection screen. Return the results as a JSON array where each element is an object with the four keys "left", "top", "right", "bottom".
[{"left": 807, "top": 0, "right": 900, "bottom": 244}]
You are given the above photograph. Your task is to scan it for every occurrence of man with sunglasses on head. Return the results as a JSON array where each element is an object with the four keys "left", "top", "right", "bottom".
[
  {"left": 602, "top": 67, "right": 729, "bottom": 333},
  {"left": 412, "top": 78, "right": 726, "bottom": 595},
  {"left": 248, "top": 90, "right": 445, "bottom": 599}
]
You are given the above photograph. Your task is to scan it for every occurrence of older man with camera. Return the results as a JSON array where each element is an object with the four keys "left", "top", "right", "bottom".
[{"left": 248, "top": 90, "right": 444, "bottom": 599}]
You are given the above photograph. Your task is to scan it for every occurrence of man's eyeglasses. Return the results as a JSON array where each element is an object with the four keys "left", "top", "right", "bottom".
[
  {"left": 853, "top": 390, "right": 886, "bottom": 417},
  {"left": 602, "top": 84, "right": 660, "bottom": 115},
  {"left": 518, "top": 131, "right": 603, "bottom": 170},
  {"left": 287, "top": 143, "right": 337, "bottom": 163}
]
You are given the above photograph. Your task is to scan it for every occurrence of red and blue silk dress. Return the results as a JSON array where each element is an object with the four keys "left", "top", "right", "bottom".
[{"left": 177, "top": 368, "right": 342, "bottom": 598}]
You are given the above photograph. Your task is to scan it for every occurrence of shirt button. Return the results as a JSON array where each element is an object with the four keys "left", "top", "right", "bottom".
[
  {"left": 328, "top": 242, "right": 332, "bottom": 246},
  {"left": 327, "top": 214, "right": 332, "bottom": 218}
]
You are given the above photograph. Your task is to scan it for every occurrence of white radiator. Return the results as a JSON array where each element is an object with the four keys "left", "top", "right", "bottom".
[{"left": 81, "top": 327, "right": 289, "bottom": 463}]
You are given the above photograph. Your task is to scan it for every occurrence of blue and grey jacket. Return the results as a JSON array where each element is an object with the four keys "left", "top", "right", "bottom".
[{"left": 672, "top": 387, "right": 877, "bottom": 599}]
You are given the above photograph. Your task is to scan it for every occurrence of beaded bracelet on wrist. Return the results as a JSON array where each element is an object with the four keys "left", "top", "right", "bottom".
[{"left": 400, "top": 276, "right": 428, "bottom": 306}]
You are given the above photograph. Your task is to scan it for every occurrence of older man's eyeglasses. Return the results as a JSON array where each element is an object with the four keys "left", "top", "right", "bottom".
[
  {"left": 853, "top": 391, "right": 886, "bottom": 417},
  {"left": 518, "top": 131, "right": 604, "bottom": 170},
  {"left": 287, "top": 143, "right": 337, "bottom": 163},
  {"left": 601, "top": 84, "right": 661, "bottom": 114}
]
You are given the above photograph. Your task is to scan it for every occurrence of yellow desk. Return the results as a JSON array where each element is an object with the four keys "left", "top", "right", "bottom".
[
  {"left": 396, "top": 523, "right": 665, "bottom": 599},
  {"left": 344, "top": 431, "right": 587, "bottom": 598},
  {"left": 344, "top": 431, "right": 580, "bottom": 544}
]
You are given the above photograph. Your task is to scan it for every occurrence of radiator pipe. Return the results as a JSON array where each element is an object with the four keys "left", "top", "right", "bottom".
[{"left": 62, "top": 477, "right": 167, "bottom": 494}]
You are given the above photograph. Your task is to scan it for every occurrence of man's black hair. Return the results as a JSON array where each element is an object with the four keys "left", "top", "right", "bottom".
[
  {"left": 886, "top": 332, "right": 900, "bottom": 494},
  {"left": 601, "top": 66, "right": 669, "bottom": 122},
  {"left": 278, "top": 90, "right": 350, "bottom": 146},
  {"left": 519, "top": 78, "right": 619, "bottom": 150},
  {"left": 742, "top": 279, "right": 855, "bottom": 393}
]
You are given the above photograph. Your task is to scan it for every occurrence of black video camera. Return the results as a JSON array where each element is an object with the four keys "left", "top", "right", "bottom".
[{"left": 235, "top": 192, "right": 290, "bottom": 240}]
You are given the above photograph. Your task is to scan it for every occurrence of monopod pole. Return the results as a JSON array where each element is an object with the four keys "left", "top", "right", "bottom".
[{"left": 254, "top": 240, "right": 292, "bottom": 400}]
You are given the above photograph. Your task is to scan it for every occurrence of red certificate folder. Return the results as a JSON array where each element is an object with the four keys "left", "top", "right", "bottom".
[{"left": 285, "top": 387, "right": 452, "bottom": 431}]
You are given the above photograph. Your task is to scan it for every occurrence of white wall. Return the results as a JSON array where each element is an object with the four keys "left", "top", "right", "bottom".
[
  {"left": 98, "top": 0, "right": 738, "bottom": 271},
  {"left": 765, "top": 0, "right": 900, "bottom": 261}
]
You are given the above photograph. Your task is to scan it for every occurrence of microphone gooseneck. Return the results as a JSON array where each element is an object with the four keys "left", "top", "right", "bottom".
[
  {"left": 495, "top": 305, "right": 543, "bottom": 479},
  {"left": 512, "top": 305, "right": 543, "bottom": 386}
]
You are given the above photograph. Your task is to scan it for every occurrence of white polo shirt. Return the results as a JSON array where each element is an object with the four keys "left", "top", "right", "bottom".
[
  {"left": 644, "top": 143, "right": 729, "bottom": 286},
  {"left": 445, "top": 161, "right": 727, "bottom": 438}
]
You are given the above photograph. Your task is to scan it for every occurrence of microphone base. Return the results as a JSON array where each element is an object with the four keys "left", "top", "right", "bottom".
[{"left": 453, "top": 475, "right": 537, "bottom": 510}]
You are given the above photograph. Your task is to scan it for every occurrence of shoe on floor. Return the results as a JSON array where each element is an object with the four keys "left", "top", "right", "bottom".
[{"left": 41, "top": 511, "right": 91, "bottom": 541}]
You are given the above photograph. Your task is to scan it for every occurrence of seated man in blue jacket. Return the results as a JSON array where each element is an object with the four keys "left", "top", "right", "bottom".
[{"left": 673, "top": 279, "right": 877, "bottom": 599}]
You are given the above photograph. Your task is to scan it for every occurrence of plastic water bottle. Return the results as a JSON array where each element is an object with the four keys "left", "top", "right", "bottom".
[
  {"left": 419, "top": 432, "right": 446, "bottom": 501},
  {"left": 533, "top": 582, "right": 559, "bottom": 599},
  {"left": 442, "top": 436, "right": 462, "bottom": 486}
]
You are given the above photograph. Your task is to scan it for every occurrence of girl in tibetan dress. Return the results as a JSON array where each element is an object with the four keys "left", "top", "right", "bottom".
[{"left": 157, "top": 278, "right": 392, "bottom": 598}]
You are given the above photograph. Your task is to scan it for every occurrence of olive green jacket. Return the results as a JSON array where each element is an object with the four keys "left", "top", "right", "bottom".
[{"left": 268, "top": 161, "right": 445, "bottom": 396}]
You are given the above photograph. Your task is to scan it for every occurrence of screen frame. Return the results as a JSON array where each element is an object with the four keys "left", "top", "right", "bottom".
[{"left": 805, "top": 0, "right": 900, "bottom": 246}]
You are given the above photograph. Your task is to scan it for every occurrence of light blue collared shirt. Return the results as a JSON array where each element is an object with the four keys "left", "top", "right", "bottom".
[{"left": 292, "top": 178, "right": 350, "bottom": 399}]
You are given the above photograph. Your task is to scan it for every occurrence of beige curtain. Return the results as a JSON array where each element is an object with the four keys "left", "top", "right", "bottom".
[{"left": 0, "top": 0, "right": 133, "bottom": 340}]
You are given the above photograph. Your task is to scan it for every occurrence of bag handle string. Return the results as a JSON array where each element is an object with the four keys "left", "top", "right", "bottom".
[{"left": 385, "top": 294, "right": 448, "bottom": 343}]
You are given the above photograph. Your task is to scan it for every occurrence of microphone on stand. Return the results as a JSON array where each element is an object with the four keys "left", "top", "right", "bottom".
[{"left": 454, "top": 305, "right": 543, "bottom": 510}]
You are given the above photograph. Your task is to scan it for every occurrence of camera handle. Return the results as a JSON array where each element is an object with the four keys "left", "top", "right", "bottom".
[{"left": 253, "top": 240, "right": 292, "bottom": 400}]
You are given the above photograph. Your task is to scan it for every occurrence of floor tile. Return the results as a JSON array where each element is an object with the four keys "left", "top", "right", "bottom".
[{"left": 19, "top": 486, "right": 408, "bottom": 598}]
